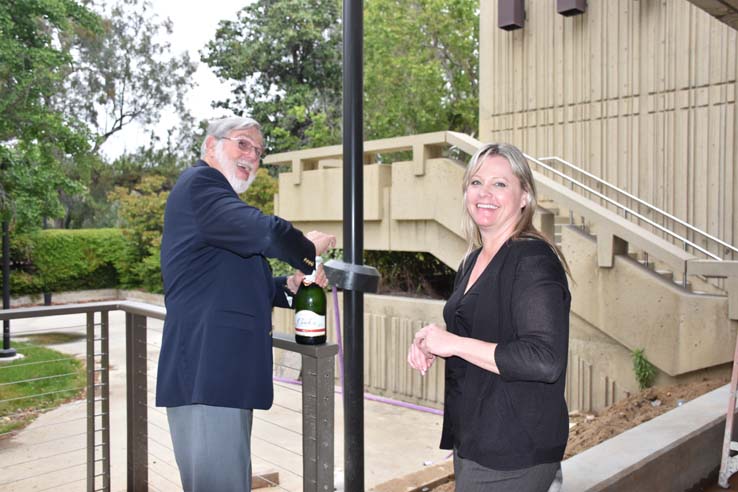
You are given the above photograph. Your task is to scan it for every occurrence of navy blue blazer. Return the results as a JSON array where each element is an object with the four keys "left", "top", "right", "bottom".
[{"left": 156, "top": 160, "right": 316, "bottom": 410}]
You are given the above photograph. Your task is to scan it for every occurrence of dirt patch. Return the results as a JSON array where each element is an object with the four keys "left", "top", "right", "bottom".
[
  {"left": 565, "top": 377, "right": 727, "bottom": 458},
  {"left": 429, "top": 377, "right": 728, "bottom": 492}
]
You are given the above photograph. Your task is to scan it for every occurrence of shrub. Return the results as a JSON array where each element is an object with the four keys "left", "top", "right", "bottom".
[
  {"left": 108, "top": 175, "right": 168, "bottom": 292},
  {"left": 632, "top": 348, "right": 657, "bottom": 390},
  {"left": 3, "top": 228, "right": 127, "bottom": 295}
]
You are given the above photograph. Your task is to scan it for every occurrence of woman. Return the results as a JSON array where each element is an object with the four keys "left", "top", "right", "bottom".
[{"left": 408, "top": 143, "right": 571, "bottom": 492}]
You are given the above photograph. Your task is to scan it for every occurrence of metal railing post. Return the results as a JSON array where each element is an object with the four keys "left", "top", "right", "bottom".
[
  {"left": 301, "top": 344, "right": 336, "bottom": 492},
  {"left": 100, "top": 310, "right": 111, "bottom": 490},
  {"left": 86, "top": 312, "right": 95, "bottom": 492},
  {"left": 126, "top": 313, "right": 148, "bottom": 491},
  {"left": 88, "top": 310, "right": 112, "bottom": 491}
]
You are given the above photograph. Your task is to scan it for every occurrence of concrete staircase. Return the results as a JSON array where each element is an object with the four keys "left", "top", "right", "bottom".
[
  {"left": 265, "top": 131, "right": 738, "bottom": 412},
  {"left": 539, "top": 199, "right": 726, "bottom": 295}
]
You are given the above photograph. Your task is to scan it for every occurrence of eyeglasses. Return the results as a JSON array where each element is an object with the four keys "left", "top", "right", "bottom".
[{"left": 220, "top": 137, "right": 266, "bottom": 159}]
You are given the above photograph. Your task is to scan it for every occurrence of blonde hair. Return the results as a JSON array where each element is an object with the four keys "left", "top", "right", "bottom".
[{"left": 460, "top": 143, "right": 570, "bottom": 277}]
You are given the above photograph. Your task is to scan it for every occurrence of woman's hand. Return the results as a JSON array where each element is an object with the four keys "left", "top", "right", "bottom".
[
  {"left": 407, "top": 323, "right": 454, "bottom": 376},
  {"left": 409, "top": 323, "right": 501, "bottom": 376},
  {"left": 407, "top": 340, "right": 436, "bottom": 376},
  {"left": 414, "top": 323, "right": 458, "bottom": 358}
]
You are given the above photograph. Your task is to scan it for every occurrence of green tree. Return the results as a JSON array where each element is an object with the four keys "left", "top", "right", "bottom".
[
  {"left": 203, "top": 0, "right": 478, "bottom": 150},
  {"left": 108, "top": 175, "right": 168, "bottom": 292},
  {"left": 363, "top": 0, "right": 479, "bottom": 139},
  {"left": 242, "top": 168, "right": 278, "bottom": 215},
  {"left": 61, "top": 125, "right": 195, "bottom": 228},
  {"left": 57, "top": 0, "right": 197, "bottom": 153},
  {"left": 3, "top": 144, "right": 85, "bottom": 232},
  {"left": 48, "top": 0, "right": 197, "bottom": 229},
  {"left": 0, "top": 0, "right": 100, "bottom": 231},
  {"left": 202, "top": 0, "right": 343, "bottom": 153}
]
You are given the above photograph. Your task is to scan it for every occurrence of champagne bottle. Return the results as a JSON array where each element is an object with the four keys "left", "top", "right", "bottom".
[{"left": 294, "top": 257, "right": 327, "bottom": 345}]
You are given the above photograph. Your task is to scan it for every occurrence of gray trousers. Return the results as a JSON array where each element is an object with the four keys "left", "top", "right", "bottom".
[
  {"left": 167, "top": 404, "right": 253, "bottom": 492},
  {"left": 454, "top": 450, "right": 563, "bottom": 492}
]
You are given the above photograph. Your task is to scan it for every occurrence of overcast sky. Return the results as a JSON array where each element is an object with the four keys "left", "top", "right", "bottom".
[{"left": 101, "top": 0, "right": 248, "bottom": 159}]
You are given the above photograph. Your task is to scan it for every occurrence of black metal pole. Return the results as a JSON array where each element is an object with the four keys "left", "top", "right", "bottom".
[
  {"left": 343, "top": 0, "right": 364, "bottom": 490},
  {"left": 1, "top": 218, "right": 15, "bottom": 357}
]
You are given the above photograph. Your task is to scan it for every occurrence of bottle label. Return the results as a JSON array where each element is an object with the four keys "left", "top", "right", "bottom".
[{"left": 295, "top": 310, "right": 326, "bottom": 337}]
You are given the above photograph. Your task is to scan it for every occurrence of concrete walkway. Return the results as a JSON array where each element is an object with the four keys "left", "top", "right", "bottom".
[{"left": 0, "top": 310, "right": 448, "bottom": 491}]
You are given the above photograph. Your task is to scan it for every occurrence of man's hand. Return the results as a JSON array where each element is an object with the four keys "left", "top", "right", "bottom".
[
  {"left": 286, "top": 264, "right": 329, "bottom": 293},
  {"left": 286, "top": 271, "right": 304, "bottom": 294},
  {"left": 305, "top": 230, "right": 336, "bottom": 256},
  {"left": 312, "top": 264, "right": 329, "bottom": 287}
]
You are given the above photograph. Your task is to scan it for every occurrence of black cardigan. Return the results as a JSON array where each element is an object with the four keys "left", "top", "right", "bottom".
[{"left": 440, "top": 237, "right": 571, "bottom": 470}]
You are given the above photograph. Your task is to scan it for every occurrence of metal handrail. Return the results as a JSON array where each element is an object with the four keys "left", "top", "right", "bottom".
[
  {"left": 538, "top": 155, "right": 738, "bottom": 258},
  {"left": 527, "top": 156, "right": 721, "bottom": 260},
  {"left": 0, "top": 301, "right": 337, "bottom": 492}
]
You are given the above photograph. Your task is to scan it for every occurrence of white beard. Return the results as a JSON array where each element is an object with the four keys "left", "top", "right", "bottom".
[
  {"left": 230, "top": 170, "right": 256, "bottom": 194},
  {"left": 215, "top": 143, "right": 257, "bottom": 194}
]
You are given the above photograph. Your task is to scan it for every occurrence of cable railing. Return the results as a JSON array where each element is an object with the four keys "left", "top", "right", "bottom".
[
  {"left": 528, "top": 156, "right": 720, "bottom": 260},
  {"left": 0, "top": 301, "right": 338, "bottom": 491},
  {"left": 536, "top": 156, "right": 737, "bottom": 261}
]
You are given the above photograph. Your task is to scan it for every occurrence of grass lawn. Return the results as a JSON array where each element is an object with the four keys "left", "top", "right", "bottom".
[{"left": 0, "top": 340, "right": 86, "bottom": 435}]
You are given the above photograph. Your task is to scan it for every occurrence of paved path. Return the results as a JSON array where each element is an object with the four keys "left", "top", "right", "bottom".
[{"left": 0, "top": 311, "right": 446, "bottom": 491}]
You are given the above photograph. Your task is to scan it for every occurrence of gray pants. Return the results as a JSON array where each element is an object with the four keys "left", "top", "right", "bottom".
[
  {"left": 454, "top": 449, "right": 563, "bottom": 492},
  {"left": 167, "top": 404, "right": 253, "bottom": 492}
]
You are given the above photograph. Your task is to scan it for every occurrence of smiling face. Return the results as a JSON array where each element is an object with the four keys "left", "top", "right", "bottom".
[
  {"left": 465, "top": 154, "right": 529, "bottom": 238},
  {"left": 205, "top": 126, "right": 264, "bottom": 193}
]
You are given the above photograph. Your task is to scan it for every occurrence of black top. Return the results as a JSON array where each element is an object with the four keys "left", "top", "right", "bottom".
[
  {"left": 442, "top": 255, "right": 483, "bottom": 450},
  {"left": 440, "top": 237, "right": 571, "bottom": 471}
]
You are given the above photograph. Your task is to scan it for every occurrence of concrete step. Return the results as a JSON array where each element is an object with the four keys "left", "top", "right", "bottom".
[
  {"left": 673, "top": 278, "right": 692, "bottom": 290},
  {"left": 543, "top": 205, "right": 724, "bottom": 296},
  {"left": 638, "top": 259, "right": 655, "bottom": 270}
]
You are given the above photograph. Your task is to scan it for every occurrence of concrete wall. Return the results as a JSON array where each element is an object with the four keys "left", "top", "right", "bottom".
[
  {"left": 563, "top": 225, "right": 736, "bottom": 376},
  {"left": 563, "top": 226, "right": 734, "bottom": 409},
  {"left": 480, "top": 0, "right": 738, "bottom": 259}
]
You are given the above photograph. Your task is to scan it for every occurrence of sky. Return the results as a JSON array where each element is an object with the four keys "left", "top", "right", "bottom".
[{"left": 100, "top": 0, "right": 248, "bottom": 159}]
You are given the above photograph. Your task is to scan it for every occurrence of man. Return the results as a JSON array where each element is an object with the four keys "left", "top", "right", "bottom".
[{"left": 156, "top": 116, "right": 335, "bottom": 492}]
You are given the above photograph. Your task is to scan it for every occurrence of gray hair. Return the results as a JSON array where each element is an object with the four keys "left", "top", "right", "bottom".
[
  {"left": 460, "top": 143, "right": 570, "bottom": 277},
  {"left": 200, "top": 116, "right": 261, "bottom": 158}
]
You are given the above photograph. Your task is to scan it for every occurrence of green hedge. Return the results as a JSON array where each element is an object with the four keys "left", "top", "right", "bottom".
[{"left": 5, "top": 229, "right": 129, "bottom": 295}]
